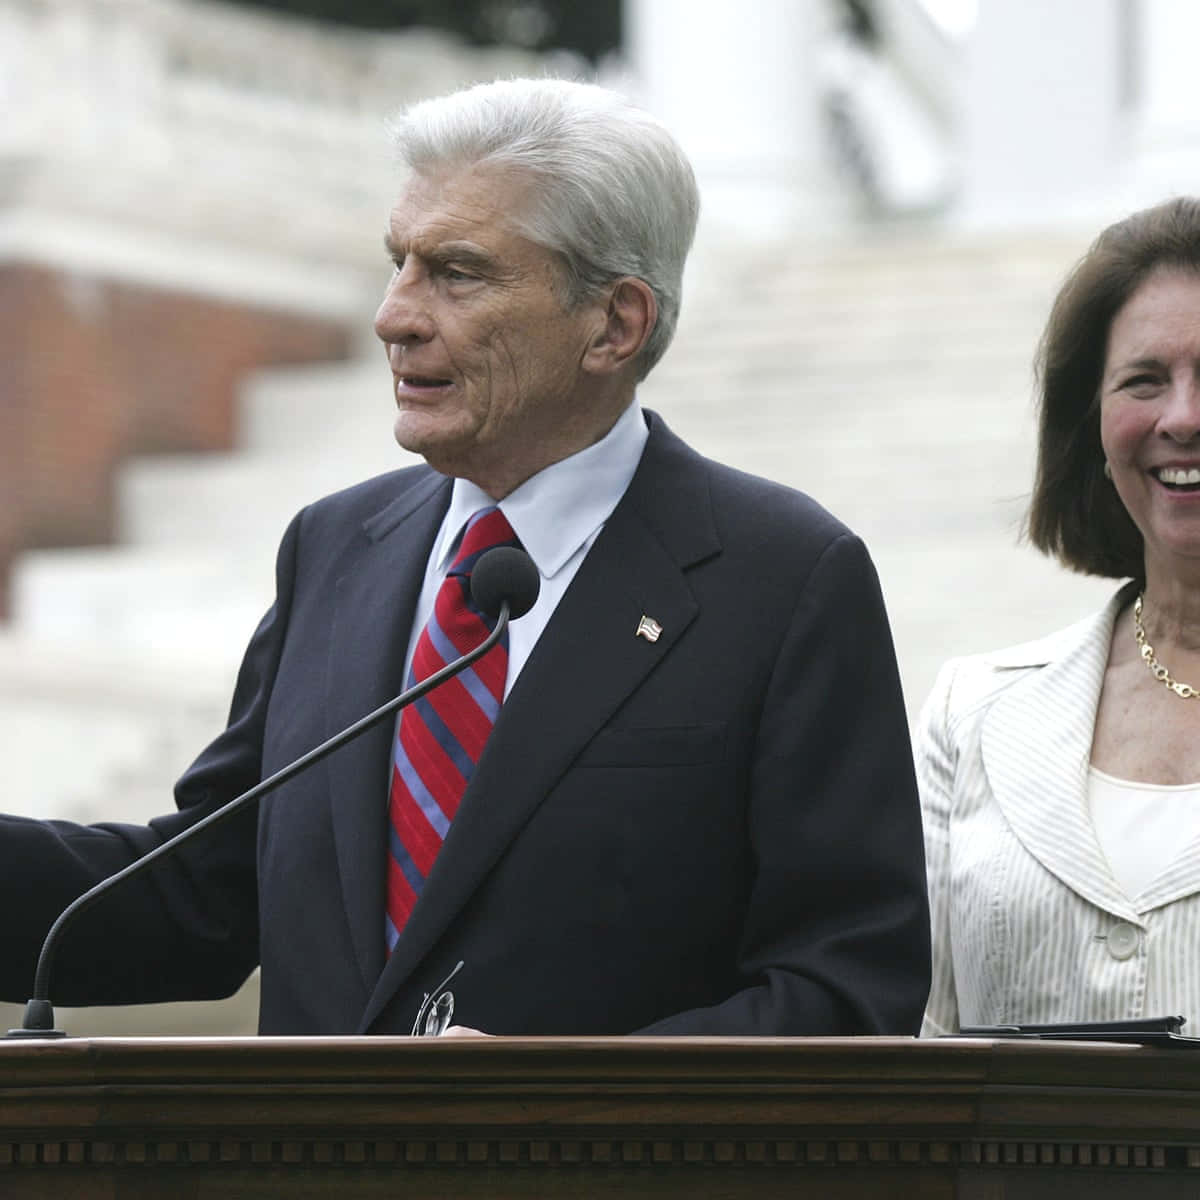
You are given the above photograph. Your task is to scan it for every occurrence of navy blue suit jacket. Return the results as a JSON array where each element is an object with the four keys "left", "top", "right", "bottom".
[{"left": 2, "top": 412, "right": 930, "bottom": 1035}]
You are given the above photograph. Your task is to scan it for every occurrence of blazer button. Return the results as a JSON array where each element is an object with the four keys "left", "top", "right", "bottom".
[{"left": 1106, "top": 922, "right": 1140, "bottom": 960}]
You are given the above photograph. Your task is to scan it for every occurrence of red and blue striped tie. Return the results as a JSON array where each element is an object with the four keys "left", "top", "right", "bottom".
[{"left": 385, "top": 506, "right": 519, "bottom": 953}]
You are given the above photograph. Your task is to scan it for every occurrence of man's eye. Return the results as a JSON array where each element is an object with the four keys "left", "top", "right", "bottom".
[{"left": 444, "top": 266, "right": 474, "bottom": 281}]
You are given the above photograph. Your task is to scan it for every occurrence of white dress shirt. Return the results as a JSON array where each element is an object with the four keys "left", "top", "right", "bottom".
[{"left": 401, "top": 399, "right": 649, "bottom": 695}]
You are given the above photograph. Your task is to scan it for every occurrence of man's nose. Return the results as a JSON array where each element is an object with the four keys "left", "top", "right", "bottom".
[{"left": 374, "top": 266, "right": 435, "bottom": 346}]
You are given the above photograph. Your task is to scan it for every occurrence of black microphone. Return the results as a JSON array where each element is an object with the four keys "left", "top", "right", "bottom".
[
  {"left": 8, "top": 546, "right": 540, "bottom": 1038},
  {"left": 468, "top": 545, "right": 540, "bottom": 623}
]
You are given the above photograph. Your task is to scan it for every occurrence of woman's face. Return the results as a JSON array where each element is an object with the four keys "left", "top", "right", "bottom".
[{"left": 1100, "top": 266, "right": 1200, "bottom": 584}]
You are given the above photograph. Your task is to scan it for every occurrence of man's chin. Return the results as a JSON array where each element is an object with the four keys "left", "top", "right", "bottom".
[
  {"left": 395, "top": 411, "right": 458, "bottom": 452},
  {"left": 393, "top": 415, "right": 478, "bottom": 477}
]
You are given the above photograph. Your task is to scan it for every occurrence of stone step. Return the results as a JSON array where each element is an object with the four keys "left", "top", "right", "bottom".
[
  {"left": 0, "top": 533, "right": 1114, "bottom": 824},
  {"left": 60, "top": 429, "right": 1033, "bottom": 653},
  {"left": 723, "top": 227, "right": 1088, "bottom": 278},
  {"left": 119, "top": 397, "right": 1034, "bottom": 536},
  {"left": 119, "top": 362, "right": 1038, "bottom": 552},
  {"left": 0, "top": 628, "right": 232, "bottom": 825},
  {"left": 12, "top": 546, "right": 274, "bottom": 670},
  {"left": 117, "top": 447, "right": 418, "bottom": 551},
  {"left": 752, "top": 275, "right": 1073, "bottom": 317},
  {"left": 236, "top": 358, "right": 396, "bottom": 456},
  {"left": 874, "top": 539, "right": 1114, "bottom": 715}
]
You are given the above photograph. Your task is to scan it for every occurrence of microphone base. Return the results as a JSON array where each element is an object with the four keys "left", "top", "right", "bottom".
[{"left": 5, "top": 998, "right": 67, "bottom": 1038}]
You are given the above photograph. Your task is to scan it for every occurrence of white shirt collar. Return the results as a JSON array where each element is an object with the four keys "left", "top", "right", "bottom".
[{"left": 434, "top": 400, "right": 648, "bottom": 580}]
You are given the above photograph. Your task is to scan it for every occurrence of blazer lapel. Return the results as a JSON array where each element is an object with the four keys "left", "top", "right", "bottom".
[
  {"left": 359, "top": 415, "right": 719, "bottom": 1030},
  {"left": 981, "top": 590, "right": 1142, "bottom": 923},
  {"left": 326, "top": 471, "right": 450, "bottom": 995}
]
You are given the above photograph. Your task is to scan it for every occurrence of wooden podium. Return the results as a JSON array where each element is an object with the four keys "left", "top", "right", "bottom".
[{"left": 2, "top": 1035, "right": 1199, "bottom": 1197}]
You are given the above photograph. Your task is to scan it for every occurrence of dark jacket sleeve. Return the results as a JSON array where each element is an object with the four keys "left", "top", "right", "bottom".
[{"left": 639, "top": 532, "right": 931, "bottom": 1035}]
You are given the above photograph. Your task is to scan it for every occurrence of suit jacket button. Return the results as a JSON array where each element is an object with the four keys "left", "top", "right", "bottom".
[{"left": 1106, "top": 922, "right": 1140, "bottom": 961}]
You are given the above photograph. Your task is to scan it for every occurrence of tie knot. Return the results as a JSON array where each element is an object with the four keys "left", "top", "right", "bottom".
[{"left": 449, "top": 506, "right": 518, "bottom": 577}]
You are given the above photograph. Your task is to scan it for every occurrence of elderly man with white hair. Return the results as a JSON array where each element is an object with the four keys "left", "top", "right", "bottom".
[{"left": 2, "top": 78, "right": 929, "bottom": 1037}]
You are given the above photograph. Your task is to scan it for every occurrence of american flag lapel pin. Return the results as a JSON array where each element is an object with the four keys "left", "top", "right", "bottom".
[{"left": 636, "top": 614, "right": 663, "bottom": 643}]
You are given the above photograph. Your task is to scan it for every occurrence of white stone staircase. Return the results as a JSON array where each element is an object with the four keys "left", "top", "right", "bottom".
[{"left": 0, "top": 222, "right": 1118, "bottom": 1034}]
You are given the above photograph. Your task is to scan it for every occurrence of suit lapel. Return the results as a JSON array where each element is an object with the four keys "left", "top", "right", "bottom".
[
  {"left": 359, "top": 415, "right": 719, "bottom": 1030},
  {"left": 326, "top": 471, "right": 451, "bottom": 995},
  {"left": 981, "top": 591, "right": 1142, "bottom": 923}
]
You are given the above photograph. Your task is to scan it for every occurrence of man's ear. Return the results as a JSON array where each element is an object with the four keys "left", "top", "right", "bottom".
[{"left": 582, "top": 277, "right": 658, "bottom": 375}]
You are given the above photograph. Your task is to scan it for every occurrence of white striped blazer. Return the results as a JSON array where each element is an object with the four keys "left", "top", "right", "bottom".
[{"left": 917, "top": 583, "right": 1200, "bottom": 1035}]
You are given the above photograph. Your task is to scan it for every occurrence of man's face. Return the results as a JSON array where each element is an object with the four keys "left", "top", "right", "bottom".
[{"left": 374, "top": 165, "right": 606, "bottom": 497}]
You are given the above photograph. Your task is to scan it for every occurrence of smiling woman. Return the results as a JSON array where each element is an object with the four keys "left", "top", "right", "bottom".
[{"left": 918, "top": 196, "right": 1200, "bottom": 1036}]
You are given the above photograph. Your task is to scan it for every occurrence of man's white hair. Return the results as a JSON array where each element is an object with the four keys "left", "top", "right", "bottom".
[{"left": 390, "top": 77, "right": 700, "bottom": 379}]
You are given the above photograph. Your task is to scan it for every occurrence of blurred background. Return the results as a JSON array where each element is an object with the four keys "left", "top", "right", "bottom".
[{"left": 2, "top": 0, "right": 1197, "bottom": 1034}]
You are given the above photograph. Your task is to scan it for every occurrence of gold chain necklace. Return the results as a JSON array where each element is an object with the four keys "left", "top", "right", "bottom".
[{"left": 1133, "top": 592, "right": 1200, "bottom": 700}]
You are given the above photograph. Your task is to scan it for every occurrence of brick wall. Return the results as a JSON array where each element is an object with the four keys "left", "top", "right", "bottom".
[{"left": 0, "top": 264, "right": 353, "bottom": 618}]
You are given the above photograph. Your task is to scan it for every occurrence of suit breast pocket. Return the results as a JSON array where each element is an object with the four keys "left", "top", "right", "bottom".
[{"left": 574, "top": 721, "right": 727, "bottom": 768}]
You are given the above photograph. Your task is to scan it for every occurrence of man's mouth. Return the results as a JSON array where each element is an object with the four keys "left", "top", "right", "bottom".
[
  {"left": 398, "top": 376, "right": 452, "bottom": 390},
  {"left": 1153, "top": 466, "right": 1200, "bottom": 491}
]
